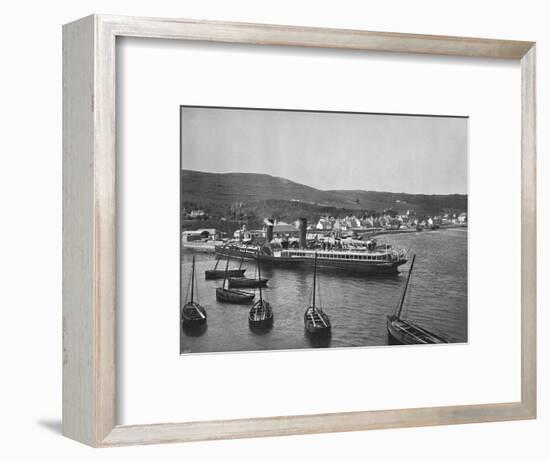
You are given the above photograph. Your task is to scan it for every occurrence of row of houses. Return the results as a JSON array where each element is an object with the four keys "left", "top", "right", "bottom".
[
  {"left": 314, "top": 210, "right": 467, "bottom": 232},
  {"left": 182, "top": 210, "right": 468, "bottom": 245}
]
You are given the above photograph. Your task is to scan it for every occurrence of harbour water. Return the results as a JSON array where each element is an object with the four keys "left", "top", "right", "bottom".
[{"left": 180, "top": 228, "right": 467, "bottom": 354}]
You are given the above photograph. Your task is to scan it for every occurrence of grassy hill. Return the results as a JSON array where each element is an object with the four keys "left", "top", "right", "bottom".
[
  {"left": 181, "top": 169, "right": 344, "bottom": 206},
  {"left": 181, "top": 169, "right": 467, "bottom": 228}
]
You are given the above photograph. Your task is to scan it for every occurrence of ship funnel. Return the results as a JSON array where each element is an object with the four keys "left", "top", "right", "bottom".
[
  {"left": 299, "top": 217, "right": 307, "bottom": 249},
  {"left": 265, "top": 218, "right": 274, "bottom": 243}
]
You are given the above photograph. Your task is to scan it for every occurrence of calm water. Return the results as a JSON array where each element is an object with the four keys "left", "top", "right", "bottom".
[{"left": 180, "top": 228, "right": 467, "bottom": 354}]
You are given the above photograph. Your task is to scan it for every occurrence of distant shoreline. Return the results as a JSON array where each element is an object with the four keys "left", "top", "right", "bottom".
[{"left": 181, "top": 223, "right": 468, "bottom": 253}]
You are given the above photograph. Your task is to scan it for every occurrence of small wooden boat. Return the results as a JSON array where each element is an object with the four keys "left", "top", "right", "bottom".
[
  {"left": 248, "top": 256, "right": 273, "bottom": 327},
  {"left": 181, "top": 256, "right": 207, "bottom": 326},
  {"left": 387, "top": 317, "right": 448, "bottom": 344},
  {"left": 249, "top": 299, "right": 273, "bottom": 326},
  {"left": 387, "top": 255, "right": 449, "bottom": 345},
  {"left": 205, "top": 244, "right": 246, "bottom": 279},
  {"left": 227, "top": 245, "right": 267, "bottom": 287},
  {"left": 228, "top": 277, "right": 268, "bottom": 288},
  {"left": 216, "top": 287, "right": 255, "bottom": 303},
  {"left": 206, "top": 268, "right": 246, "bottom": 280},
  {"left": 304, "top": 253, "right": 331, "bottom": 336},
  {"left": 215, "top": 252, "right": 255, "bottom": 304}
]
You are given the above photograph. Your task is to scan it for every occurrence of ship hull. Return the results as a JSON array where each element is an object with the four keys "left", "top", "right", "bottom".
[
  {"left": 286, "top": 257, "right": 405, "bottom": 274},
  {"left": 181, "top": 315, "right": 207, "bottom": 326},
  {"left": 305, "top": 324, "right": 332, "bottom": 335},
  {"left": 205, "top": 268, "right": 246, "bottom": 280},
  {"left": 387, "top": 315, "right": 448, "bottom": 345},
  {"left": 228, "top": 277, "right": 268, "bottom": 288},
  {"left": 215, "top": 287, "right": 255, "bottom": 304},
  {"left": 248, "top": 300, "right": 274, "bottom": 326},
  {"left": 180, "top": 302, "right": 207, "bottom": 326},
  {"left": 248, "top": 313, "right": 274, "bottom": 328},
  {"left": 304, "top": 307, "right": 331, "bottom": 336}
]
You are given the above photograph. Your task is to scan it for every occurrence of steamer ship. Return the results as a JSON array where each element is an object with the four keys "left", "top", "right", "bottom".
[{"left": 215, "top": 218, "right": 407, "bottom": 274}]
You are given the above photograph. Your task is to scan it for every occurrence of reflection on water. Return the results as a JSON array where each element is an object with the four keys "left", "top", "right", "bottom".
[
  {"left": 305, "top": 331, "right": 332, "bottom": 349},
  {"left": 180, "top": 228, "right": 467, "bottom": 354},
  {"left": 249, "top": 322, "right": 274, "bottom": 335},
  {"left": 181, "top": 323, "right": 208, "bottom": 337}
]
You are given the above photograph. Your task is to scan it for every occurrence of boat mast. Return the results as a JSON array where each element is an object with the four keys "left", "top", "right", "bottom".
[
  {"left": 212, "top": 243, "right": 225, "bottom": 270},
  {"left": 395, "top": 254, "right": 416, "bottom": 319},
  {"left": 222, "top": 250, "right": 231, "bottom": 290},
  {"left": 257, "top": 251, "right": 263, "bottom": 303},
  {"left": 312, "top": 252, "right": 318, "bottom": 310},
  {"left": 213, "top": 253, "right": 221, "bottom": 271},
  {"left": 238, "top": 244, "right": 247, "bottom": 270},
  {"left": 191, "top": 256, "right": 195, "bottom": 303}
]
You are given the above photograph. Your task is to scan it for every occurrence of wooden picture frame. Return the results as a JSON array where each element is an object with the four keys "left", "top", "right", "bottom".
[{"left": 62, "top": 14, "right": 537, "bottom": 447}]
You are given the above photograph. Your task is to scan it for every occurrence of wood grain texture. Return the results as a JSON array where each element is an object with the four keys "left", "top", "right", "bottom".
[
  {"left": 101, "top": 15, "right": 533, "bottom": 58},
  {"left": 62, "top": 14, "right": 537, "bottom": 447},
  {"left": 102, "top": 402, "right": 532, "bottom": 446},
  {"left": 520, "top": 46, "right": 537, "bottom": 418},
  {"left": 95, "top": 13, "right": 118, "bottom": 444},
  {"left": 63, "top": 15, "right": 118, "bottom": 447},
  {"left": 62, "top": 15, "right": 97, "bottom": 446}
]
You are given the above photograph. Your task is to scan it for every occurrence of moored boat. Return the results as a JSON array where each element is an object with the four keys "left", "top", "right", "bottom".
[
  {"left": 215, "top": 251, "right": 255, "bottom": 304},
  {"left": 228, "top": 277, "right": 268, "bottom": 288},
  {"left": 386, "top": 316, "right": 448, "bottom": 345},
  {"left": 205, "top": 243, "right": 246, "bottom": 279},
  {"left": 227, "top": 244, "right": 265, "bottom": 287},
  {"left": 249, "top": 299, "right": 273, "bottom": 326},
  {"left": 216, "top": 287, "right": 255, "bottom": 303},
  {"left": 386, "top": 255, "right": 448, "bottom": 345},
  {"left": 181, "top": 256, "right": 207, "bottom": 326},
  {"left": 248, "top": 257, "right": 273, "bottom": 327},
  {"left": 206, "top": 268, "right": 246, "bottom": 280},
  {"left": 304, "top": 253, "right": 331, "bottom": 336}
]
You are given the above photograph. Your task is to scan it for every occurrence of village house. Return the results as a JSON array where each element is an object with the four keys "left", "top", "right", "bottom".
[
  {"left": 316, "top": 217, "right": 333, "bottom": 231},
  {"left": 360, "top": 216, "right": 374, "bottom": 228},
  {"left": 332, "top": 220, "right": 347, "bottom": 232},
  {"left": 182, "top": 228, "right": 218, "bottom": 242}
]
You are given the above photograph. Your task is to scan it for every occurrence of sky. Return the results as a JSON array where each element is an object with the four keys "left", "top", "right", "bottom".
[{"left": 180, "top": 106, "right": 468, "bottom": 195}]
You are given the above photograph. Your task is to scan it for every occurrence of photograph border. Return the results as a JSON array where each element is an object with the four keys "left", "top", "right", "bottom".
[
  {"left": 178, "top": 104, "right": 470, "bottom": 355},
  {"left": 62, "top": 14, "right": 536, "bottom": 447}
]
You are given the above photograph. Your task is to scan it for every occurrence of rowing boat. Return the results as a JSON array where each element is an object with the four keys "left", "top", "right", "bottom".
[
  {"left": 228, "top": 277, "right": 268, "bottom": 288},
  {"left": 215, "top": 250, "right": 255, "bottom": 304},
  {"left": 181, "top": 256, "right": 207, "bottom": 326},
  {"left": 248, "top": 253, "right": 273, "bottom": 327},
  {"left": 205, "top": 243, "right": 246, "bottom": 279},
  {"left": 386, "top": 255, "right": 448, "bottom": 345},
  {"left": 304, "top": 253, "right": 331, "bottom": 336}
]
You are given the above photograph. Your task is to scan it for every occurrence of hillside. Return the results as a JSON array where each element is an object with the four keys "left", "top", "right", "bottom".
[
  {"left": 181, "top": 169, "right": 344, "bottom": 207},
  {"left": 181, "top": 169, "right": 467, "bottom": 224}
]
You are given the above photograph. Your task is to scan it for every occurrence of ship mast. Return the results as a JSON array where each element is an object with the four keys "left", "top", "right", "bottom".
[
  {"left": 190, "top": 256, "right": 195, "bottom": 303},
  {"left": 395, "top": 254, "right": 416, "bottom": 319},
  {"left": 257, "top": 251, "right": 263, "bottom": 303},
  {"left": 212, "top": 242, "right": 227, "bottom": 271},
  {"left": 238, "top": 243, "right": 248, "bottom": 270},
  {"left": 222, "top": 250, "right": 231, "bottom": 289},
  {"left": 312, "top": 252, "right": 318, "bottom": 310}
]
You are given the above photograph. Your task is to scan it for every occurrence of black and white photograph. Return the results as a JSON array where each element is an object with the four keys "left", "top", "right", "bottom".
[{"left": 180, "top": 106, "right": 468, "bottom": 354}]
